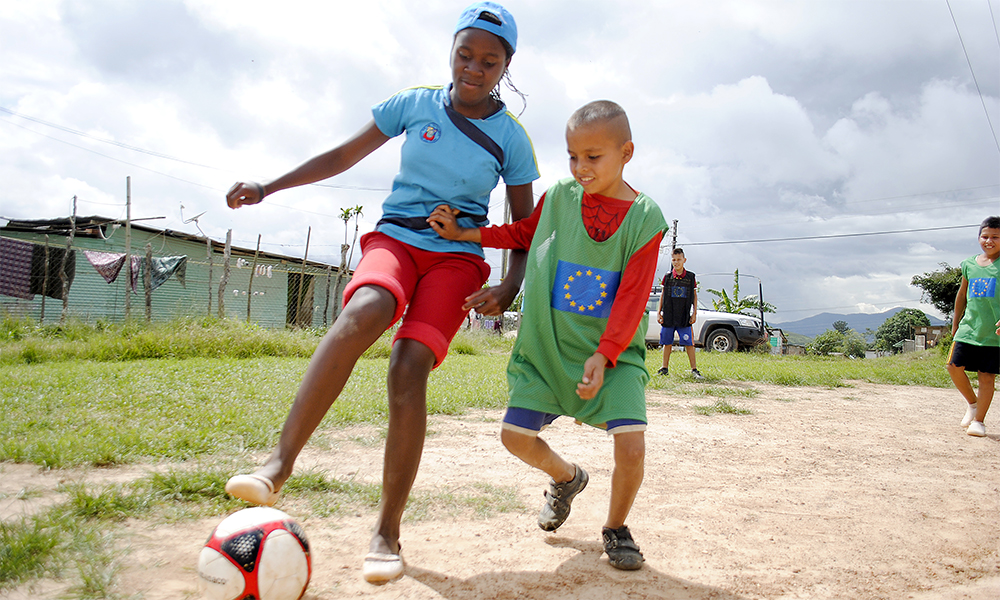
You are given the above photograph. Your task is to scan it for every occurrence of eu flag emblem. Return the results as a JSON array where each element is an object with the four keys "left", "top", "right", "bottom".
[
  {"left": 550, "top": 260, "right": 621, "bottom": 319},
  {"left": 969, "top": 277, "right": 996, "bottom": 298}
]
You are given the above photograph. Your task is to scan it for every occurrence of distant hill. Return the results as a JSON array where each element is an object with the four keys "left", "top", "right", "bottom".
[
  {"left": 784, "top": 332, "right": 813, "bottom": 345},
  {"left": 770, "top": 307, "right": 944, "bottom": 339}
]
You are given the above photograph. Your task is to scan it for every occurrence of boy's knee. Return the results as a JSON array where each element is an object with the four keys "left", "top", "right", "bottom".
[
  {"left": 614, "top": 432, "right": 645, "bottom": 465},
  {"left": 500, "top": 428, "right": 534, "bottom": 455}
]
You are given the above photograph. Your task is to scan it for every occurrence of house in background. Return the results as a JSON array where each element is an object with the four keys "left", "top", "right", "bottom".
[
  {"left": 912, "top": 325, "right": 948, "bottom": 350},
  {"left": 0, "top": 216, "right": 350, "bottom": 328}
]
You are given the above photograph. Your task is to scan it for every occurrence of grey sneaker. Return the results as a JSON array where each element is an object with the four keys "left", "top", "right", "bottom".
[
  {"left": 602, "top": 525, "right": 644, "bottom": 570},
  {"left": 691, "top": 368, "right": 704, "bottom": 380},
  {"left": 538, "top": 465, "right": 588, "bottom": 531}
]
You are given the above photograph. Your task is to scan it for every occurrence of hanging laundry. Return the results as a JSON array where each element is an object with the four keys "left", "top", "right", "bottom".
[
  {"left": 130, "top": 255, "right": 142, "bottom": 293},
  {"left": 30, "top": 245, "right": 75, "bottom": 300},
  {"left": 0, "top": 237, "right": 34, "bottom": 299},
  {"left": 144, "top": 256, "right": 188, "bottom": 291},
  {"left": 83, "top": 250, "right": 127, "bottom": 284}
]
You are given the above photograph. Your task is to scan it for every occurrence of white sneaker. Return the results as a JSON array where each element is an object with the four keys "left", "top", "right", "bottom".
[
  {"left": 961, "top": 403, "right": 978, "bottom": 427},
  {"left": 967, "top": 421, "right": 986, "bottom": 437}
]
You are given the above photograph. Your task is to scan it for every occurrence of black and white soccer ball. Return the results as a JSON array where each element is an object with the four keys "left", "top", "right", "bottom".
[{"left": 197, "top": 507, "right": 311, "bottom": 600}]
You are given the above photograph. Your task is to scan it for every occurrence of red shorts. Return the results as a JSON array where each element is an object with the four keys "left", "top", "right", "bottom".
[{"left": 344, "top": 232, "right": 490, "bottom": 367}]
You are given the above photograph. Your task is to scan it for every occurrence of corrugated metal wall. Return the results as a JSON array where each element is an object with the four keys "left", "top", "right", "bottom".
[{"left": 0, "top": 227, "right": 349, "bottom": 329}]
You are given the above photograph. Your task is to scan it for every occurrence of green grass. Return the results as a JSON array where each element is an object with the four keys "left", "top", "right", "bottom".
[
  {"left": 0, "top": 316, "right": 320, "bottom": 365},
  {"left": 646, "top": 347, "right": 953, "bottom": 389},
  {"left": 692, "top": 399, "right": 754, "bottom": 416},
  {"left": 0, "top": 516, "right": 62, "bottom": 589}
]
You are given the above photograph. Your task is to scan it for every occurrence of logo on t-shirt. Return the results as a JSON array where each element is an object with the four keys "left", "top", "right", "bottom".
[
  {"left": 969, "top": 277, "right": 996, "bottom": 298},
  {"left": 420, "top": 123, "right": 441, "bottom": 143},
  {"left": 551, "top": 260, "right": 621, "bottom": 319}
]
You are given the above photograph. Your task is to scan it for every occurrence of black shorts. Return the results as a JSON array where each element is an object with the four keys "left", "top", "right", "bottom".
[{"left": 949, "top": 341, "right": 1000, "bottom": 375}]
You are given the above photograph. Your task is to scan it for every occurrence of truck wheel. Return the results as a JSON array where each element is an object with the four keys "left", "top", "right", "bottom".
[{"left": 706, "top": 329, "right": 737, "bottom": 353}]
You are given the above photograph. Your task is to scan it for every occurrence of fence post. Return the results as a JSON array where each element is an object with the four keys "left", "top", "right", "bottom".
[
  {"left": 206, "top": 236, "right": 213, "bottom": 317},
  {"left": 60, "top": 196, "right": 77, "bottom": 323},
  {"left": 323, "top": 265, "right": 332, "bottom": 328},
  {"left": 218, "top": 230, "right": 231, "bottom": 319},
  {"left": 124, "top": 177, "right": 132, "bottom": 320},
  {"left": 40, "top": 235, "right": 49, "bottom": 322},
  {"left": 295, "top": 227, "right": 311, "bottom": 328},
  {"left": 144, "top": 243, "right": 153, "bottom": 322},
  {"left": 247, "top": 234, "right": 261, "bottom": 323}
]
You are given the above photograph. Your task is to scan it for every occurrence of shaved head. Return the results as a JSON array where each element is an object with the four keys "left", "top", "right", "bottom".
[{"left": 567, "top": 100, "right": 632, "bottom": 145}]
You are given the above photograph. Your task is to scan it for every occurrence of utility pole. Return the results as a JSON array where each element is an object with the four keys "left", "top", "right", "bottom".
[{"left": 671, "top": 219, "right": 678, "bottom": 252}]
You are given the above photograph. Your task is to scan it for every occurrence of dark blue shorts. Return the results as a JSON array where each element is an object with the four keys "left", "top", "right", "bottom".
[
  {"left": 501, "top": 407, "right": 646, "bottom": 435},
  {"left": 949, "top": 341, "right": 1000, "bottom": 374},
  {"left": 660, "top": 325, "right": 694, "bottom": 346}
]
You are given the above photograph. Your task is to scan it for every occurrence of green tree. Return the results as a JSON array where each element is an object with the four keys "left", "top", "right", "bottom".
[
  {"left": 705, "top": 269, "right": 777, "bottom": 317},
  {"left": 808, "top": 329, "right": 844, "bottom": 355},
  {"left": 832, "top": 320, "right": 849, "bottom": 334},
  {"left": 807, "top": 327, "right": 868, "bottom": 358},
  {"left": 841, "top": 330, "right": 869, "bottom": 358},
  {"left": 333, "top": 205, "right": 364, "bottom": 319},
  {"left": 873, "top": 308, "right": 930, "bottom": 352},
  {"left": 911, "top": 263, "right": 962, "bottom": 319}
]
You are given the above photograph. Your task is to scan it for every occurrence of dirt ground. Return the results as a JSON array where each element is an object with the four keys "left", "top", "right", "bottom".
[{"left": 2, "top": 381, "right": 998, "bottom": 599}]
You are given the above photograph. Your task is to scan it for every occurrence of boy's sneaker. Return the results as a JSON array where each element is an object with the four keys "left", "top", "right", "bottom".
[
  {"left": 602, "top": 525, "right": 644, "bottom": 570},
  {"left": 961, "top": 403, "right": 978, "bottom": 427},
  {"left": 967, "top": 421, "right": 986, "bottom": 437},
  {"left": 656, "top": 367, "right": 669, "bottom": 376},
  {"left": 691, "top": 369, "right": 704, "bottom": 380},
  {"left": 538, "top": 465, "right": 588, "bottom": 531}
]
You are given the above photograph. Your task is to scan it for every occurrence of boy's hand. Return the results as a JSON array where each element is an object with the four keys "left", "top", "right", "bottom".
[
  {"left": 577, "top": 352, "right": 608, "bottom": 399},
  {"left": 463, "top": 284, "right": 513, "bottom": 315},
  {"left": 427, "top": 205, "right": 464, "bottom": 240}
]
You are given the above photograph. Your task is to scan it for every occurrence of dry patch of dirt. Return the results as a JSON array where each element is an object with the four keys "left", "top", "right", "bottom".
[{"left": 3, "top": 382, "right": 998, "bottom": 599}]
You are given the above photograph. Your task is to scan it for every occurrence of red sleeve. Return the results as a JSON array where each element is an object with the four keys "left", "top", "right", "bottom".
[
  {"left": 479, "top": 194, "right": 544, "bottom": 250},
  {"left": 597, "top": 232, "right": 663, "bottom": 366}
]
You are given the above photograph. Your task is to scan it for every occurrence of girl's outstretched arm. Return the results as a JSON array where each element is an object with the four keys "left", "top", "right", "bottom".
[{"left": 227, "top": 120, "right": 390, "bottom": 209}]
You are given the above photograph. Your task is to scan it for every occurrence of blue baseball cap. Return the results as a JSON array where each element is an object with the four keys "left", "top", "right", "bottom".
[{"left": 454, "top": 2, "right": 517, "bottom": 54}]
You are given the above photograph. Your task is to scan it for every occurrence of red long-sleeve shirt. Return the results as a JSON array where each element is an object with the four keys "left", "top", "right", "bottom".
[{"left": 480, "top": 190, "right": 663, "bottom": 366}]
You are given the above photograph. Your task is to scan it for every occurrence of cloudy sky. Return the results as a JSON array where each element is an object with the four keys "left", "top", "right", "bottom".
[{"left": 2, "top": 0, "right": 998, "bottom": 324}]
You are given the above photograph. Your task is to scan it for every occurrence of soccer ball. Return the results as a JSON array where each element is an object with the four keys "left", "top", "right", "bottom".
[{"left": 197, "top": 507, "right": 311, "bottom": 600}]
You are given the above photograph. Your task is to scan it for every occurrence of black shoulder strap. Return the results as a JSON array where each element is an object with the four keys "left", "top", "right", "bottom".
[{"left": 444, "top": 101, "right": 504, "bottom": 167}]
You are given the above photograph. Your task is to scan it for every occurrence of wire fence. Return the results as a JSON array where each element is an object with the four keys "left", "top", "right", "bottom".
[{"left": 0, "top": 224, "right": 351, "bottom": 329}]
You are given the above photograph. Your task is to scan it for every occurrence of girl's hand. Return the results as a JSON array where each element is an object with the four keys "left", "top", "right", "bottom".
[
  {"left": 577, "top": 352, "right": 608, "bottom": 399},
  {"left": 427, "top": 205, "right": 462, "bottom": 239},
  {"left": 226, "top": 182, "right": 265, "bottom": 209}
]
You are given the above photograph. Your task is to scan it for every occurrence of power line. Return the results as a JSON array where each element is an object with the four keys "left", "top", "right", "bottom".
[
  {"left": 946, "top": 0, "right": 1000, "bottom": 155},
  {"left": 683, "top": 223, "right": 978, "bottom": 246},
  {"left": 0, "top": 106, "right": 391, "bottom": 192}
]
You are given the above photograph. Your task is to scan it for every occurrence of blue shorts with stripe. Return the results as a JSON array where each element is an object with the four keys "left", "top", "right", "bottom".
[{"left": 501, "top": 406, "right": 646, "bottom": 436}]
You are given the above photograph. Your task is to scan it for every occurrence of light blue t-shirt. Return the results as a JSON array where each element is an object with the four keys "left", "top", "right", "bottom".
[{"left": 372, "top": 85, "right": 539, "bottom": 256}]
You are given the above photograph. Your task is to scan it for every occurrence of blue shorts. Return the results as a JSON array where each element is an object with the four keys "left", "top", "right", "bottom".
[
  {"left": 660, "top": 325, "right": 694, "bottom": 346},
  {"left": 501, "top": 406, "right": 646, "bottom": 436}
]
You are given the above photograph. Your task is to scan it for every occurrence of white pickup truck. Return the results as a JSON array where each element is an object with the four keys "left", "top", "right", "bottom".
[{"left": 644, "top": 291, "right": 765, "bottom": 352}]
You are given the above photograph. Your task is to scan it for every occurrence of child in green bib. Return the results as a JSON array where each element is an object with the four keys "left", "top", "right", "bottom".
[
  {"left": 948, "top": 215, "right": 1000, "bottom": 437},
  {"left": 430, "top": 100, "right": 667, "bottom": 570}
]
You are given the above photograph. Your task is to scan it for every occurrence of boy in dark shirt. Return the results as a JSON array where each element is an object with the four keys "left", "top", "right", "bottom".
[{"left": 657, "top": 248, "right": 703, "bottom": 379}]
